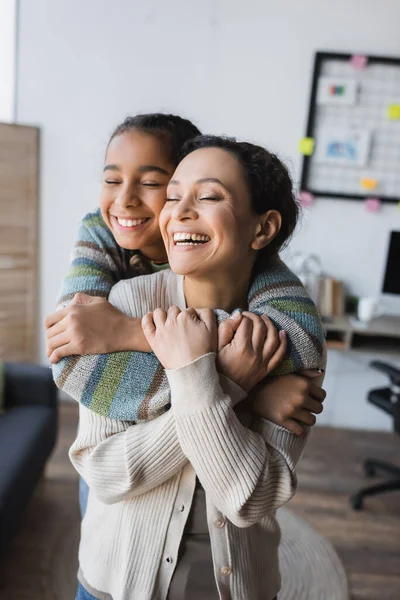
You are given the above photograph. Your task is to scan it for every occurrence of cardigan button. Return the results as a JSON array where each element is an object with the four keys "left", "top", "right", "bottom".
[
  {"left": 214, "top": 517, "right": 226, "bottom": 528},
  {"left": 221, "top": 566, "right": 232, "bottom": 576},
  {"left": 166, "top": 557, "right": 173, "bottom": 564}
]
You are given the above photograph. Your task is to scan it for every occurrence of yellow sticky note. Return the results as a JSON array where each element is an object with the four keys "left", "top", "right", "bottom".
[
  {"left": 298, "top": 137, "right": 315, "bottom": 156},
  {"left": 387, "top": 104, "right": 400, "bottom": 120},
  {"left": 361, "top": 178, "right": 378, "bottom": 190}
]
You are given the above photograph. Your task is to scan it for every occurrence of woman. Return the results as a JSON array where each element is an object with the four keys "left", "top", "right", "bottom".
[{"left": 70, "top": 135, "right": 326, "bottom": 600}]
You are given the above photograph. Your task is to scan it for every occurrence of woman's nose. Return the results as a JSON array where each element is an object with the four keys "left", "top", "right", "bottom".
[{"left": 171, "top": 197, "right": 198, "bottom": 221}]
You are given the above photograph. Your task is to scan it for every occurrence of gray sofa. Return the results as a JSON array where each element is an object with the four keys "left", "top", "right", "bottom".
[{"left": 0, "top": 362, "right": 58, "bottom": 553}]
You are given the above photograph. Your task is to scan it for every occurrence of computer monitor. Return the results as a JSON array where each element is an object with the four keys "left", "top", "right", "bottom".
[{"left": 382, "top": 231, "right": 400, "bottom": 296}]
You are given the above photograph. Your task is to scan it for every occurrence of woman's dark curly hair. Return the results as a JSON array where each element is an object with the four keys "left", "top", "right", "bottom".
[{"left": 180, "top": 135, "right": 299, "bottom": 266}]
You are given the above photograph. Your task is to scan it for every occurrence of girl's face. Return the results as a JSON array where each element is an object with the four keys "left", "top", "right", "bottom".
[
  {"left": 160, "top": 147, "right": 264, "bottom": 279},
  {"left": 100, "top": 129, "right": 175, "bottom": 261}
]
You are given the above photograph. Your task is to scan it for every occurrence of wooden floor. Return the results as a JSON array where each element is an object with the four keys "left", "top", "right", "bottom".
[{"left": 2, "top": 402, "right": 400, "bottom": 600}]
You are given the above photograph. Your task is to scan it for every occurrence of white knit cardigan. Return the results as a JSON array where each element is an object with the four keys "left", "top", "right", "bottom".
[{"left": 69, "top": 269, "right": 314, "bottom": 600}]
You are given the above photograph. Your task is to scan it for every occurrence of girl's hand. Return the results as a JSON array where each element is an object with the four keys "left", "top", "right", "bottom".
[
  {"left": 252, "top": 371, "right": 326, "bottom": 435},
  {"left": 45, "top": 293, "right": 149, "bottom": 363},
  {"left": 142, "top": 306, "right": 218, "bottom": 370},
  {"left": 217, "top": 311, "right": 287, "bottom": 392}
]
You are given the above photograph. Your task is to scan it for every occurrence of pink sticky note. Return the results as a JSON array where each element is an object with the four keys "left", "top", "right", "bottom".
[
  {"left": 350, "top": 54, "right": 368, "bottom": 70},
  {"left": 297, "top": 191, "right": 314, "bottom": 207},
  {"left": 365, "top": 198, "right": 381, "bottom": 213}
]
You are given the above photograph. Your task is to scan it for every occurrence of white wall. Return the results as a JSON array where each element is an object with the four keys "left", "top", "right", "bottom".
[
  {"left": 16, "top": 0, "right": 400, "bottom": 363},
  {"left": 0, "top": 0, "right": 17, "bottom": 121}
]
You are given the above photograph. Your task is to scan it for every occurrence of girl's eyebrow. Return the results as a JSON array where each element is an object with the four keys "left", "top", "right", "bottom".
[
  {"left": 138, "top": 165, "right": 170, "bottom": 175},
  {"left": 103, "top": 164, "right": 170, "bottom": 175}
]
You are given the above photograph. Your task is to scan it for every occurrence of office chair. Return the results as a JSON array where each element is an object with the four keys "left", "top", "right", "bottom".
[{"left": 350, "top": 361, "right": 400, "bottom": 510}]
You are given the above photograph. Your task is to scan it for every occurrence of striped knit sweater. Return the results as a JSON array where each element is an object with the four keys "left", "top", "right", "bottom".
[
  {"left": 70, "top": 269, "right": 325, "bottom": 600},
  {"left": 54, "top": 208, "right": 325, "bottom": 421}
]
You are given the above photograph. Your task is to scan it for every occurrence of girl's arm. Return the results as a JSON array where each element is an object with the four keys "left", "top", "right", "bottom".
[{"left": 49, "top": 209, "right": 151, "bottom": 414}]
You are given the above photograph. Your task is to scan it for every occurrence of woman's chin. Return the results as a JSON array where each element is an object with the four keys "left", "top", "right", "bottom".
[{"left": 168, "top": 255, "right": 205, "bottom": 277}]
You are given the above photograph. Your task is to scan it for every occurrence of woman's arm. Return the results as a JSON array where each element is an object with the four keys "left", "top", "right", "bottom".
[
  {"left": 142, "top": 307, "right": 326, "bottom": 528},
  {"left": 167, "top": 353, "right": 312, "bottom": 527},
  {"left": 69, "top": 404, "right": 187, "bottom": 504}
]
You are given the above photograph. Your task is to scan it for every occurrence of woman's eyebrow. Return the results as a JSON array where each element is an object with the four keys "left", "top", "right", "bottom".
[{"left": 168, "top": 177, "right": 226, "bottom": 186}]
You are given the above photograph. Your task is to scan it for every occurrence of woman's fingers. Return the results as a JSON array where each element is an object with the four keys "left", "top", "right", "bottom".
[
  {"left": 234, "top": 315, "right": 253, "bottom": 349},
  {"left": 141, "top": 312, "right": 156, "bottom": 340},
  {"left": 152, "top": 308, "right": 167, "bottom": 328},
  {"left": 241, "top": 311, "right": 267, "bottom": 351},
  {"left": 217, "top": 314, "right": 243, "bottom": 351},
  {"left": 261, "top": 316, "right": 280, "bottom": 359},
  {"left": 166, "top": 305, "right": 181, "bottom": 323},
  {"left": 263, "top": 329, "right": 287, "bottom": 374}
]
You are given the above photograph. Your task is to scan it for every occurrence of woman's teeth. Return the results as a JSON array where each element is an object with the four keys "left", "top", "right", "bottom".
[
  {"left": 173, "top": 232, "right": 210, "bottom": 245},
  {"left": 116, "top": 217, "right": 148, "bottom": 227}
]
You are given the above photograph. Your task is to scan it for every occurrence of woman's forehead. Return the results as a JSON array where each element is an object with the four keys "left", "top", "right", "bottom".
[{"left": 173, "top": 147, "right": 245, "bottom": 186}]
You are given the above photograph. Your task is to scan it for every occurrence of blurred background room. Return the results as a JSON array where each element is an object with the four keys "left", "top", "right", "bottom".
[{"left": 0, "top": 1, "right": 399, "bottom": 599}]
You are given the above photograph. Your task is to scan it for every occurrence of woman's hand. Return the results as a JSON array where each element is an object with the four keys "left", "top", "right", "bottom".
[
  {"left": 217, "top": 311, "right": 287, "bottom": 392},
  {"left": 45, "top": 293, "right": 149, "bottom": 363},
  {"left": 142, "top": 306, "right": 217, "bottom": 370},
  {"left": 252, "top": 371, "right": 326, "bottom": 435}
]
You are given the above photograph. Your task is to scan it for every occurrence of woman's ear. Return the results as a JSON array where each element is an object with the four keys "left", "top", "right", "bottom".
[{"left": 251, "top": 210, "right": 282, "bottom": 251}]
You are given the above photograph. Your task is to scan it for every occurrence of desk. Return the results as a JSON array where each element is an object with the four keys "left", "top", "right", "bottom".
[{"left": 323, "top": 315, "right": 400, "bottom": 351}]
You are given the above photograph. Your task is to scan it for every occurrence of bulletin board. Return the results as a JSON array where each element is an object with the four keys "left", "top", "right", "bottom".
[{"left": 300, "top": 51, "right": 400, "bottom": 203}]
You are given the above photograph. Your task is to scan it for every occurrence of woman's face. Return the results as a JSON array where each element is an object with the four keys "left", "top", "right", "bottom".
[
  {"left": 100, "top": 129, "right": 175, "bottom": 260},
  {"left": 160, "top": 147, "right": 262, "bottom": 278}
]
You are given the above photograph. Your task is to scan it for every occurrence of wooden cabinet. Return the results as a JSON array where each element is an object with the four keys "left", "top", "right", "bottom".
[{"left": 0, "top": 123, "right": 40, "bottom": 362}]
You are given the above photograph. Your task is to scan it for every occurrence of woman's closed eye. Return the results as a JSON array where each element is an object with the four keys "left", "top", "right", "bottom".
[{"left": 166, "top": 195, "right": 223, "bottom": 202}]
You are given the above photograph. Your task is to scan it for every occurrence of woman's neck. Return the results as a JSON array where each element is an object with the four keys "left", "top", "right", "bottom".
[{"left": 183, "top": 271, "right": 252, "bottom": 312}]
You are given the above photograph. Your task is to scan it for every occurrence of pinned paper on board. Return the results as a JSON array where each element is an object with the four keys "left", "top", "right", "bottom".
[
  {"left": 361, "top": 178, "right": 378, "bottom": 190},
  {"left": 314, "top": 128, "right": 371, "bottom": 167},
  {"left": 387, "top": 104, "right": 400, "bottom": 120},
  {"left": 350, "top": 54, "right": 368, "bottom": 70},
  {"left": 317, "top": 77, "right": 358, "bottom": 106},
  {"left": 298, "top": 138, "right": 315, "bottom": 156},
  {"left": 365, "top": 198, "right": 381, "bottom": 213},
  {"left": 297, "top": 191, "right": 314, "bottom": 207}
]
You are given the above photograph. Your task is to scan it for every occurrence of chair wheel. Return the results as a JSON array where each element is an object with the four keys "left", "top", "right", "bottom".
[
  {"left": 364, "top": 462, "right": 375, "bottom": 477},
  {"left": 350, "top": 494, "right": 363, "bottom": 510}
]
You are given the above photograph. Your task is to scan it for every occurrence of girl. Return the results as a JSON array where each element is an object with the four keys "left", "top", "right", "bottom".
[{"left": 69, "top": 135, "right": 326, "bottom": 600}]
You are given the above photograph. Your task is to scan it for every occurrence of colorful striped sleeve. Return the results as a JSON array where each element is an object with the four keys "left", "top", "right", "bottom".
[{"left": 52, "top": 208, "right": 137, "bottom": 405}]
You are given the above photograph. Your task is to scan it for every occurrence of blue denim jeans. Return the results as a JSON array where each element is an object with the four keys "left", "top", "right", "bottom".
[
  {"left": 79, "top": 476, "right": 89, "bottom": 518},
  {"left": 76, "top": 582, "right": 98, "bottom": 599}
]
